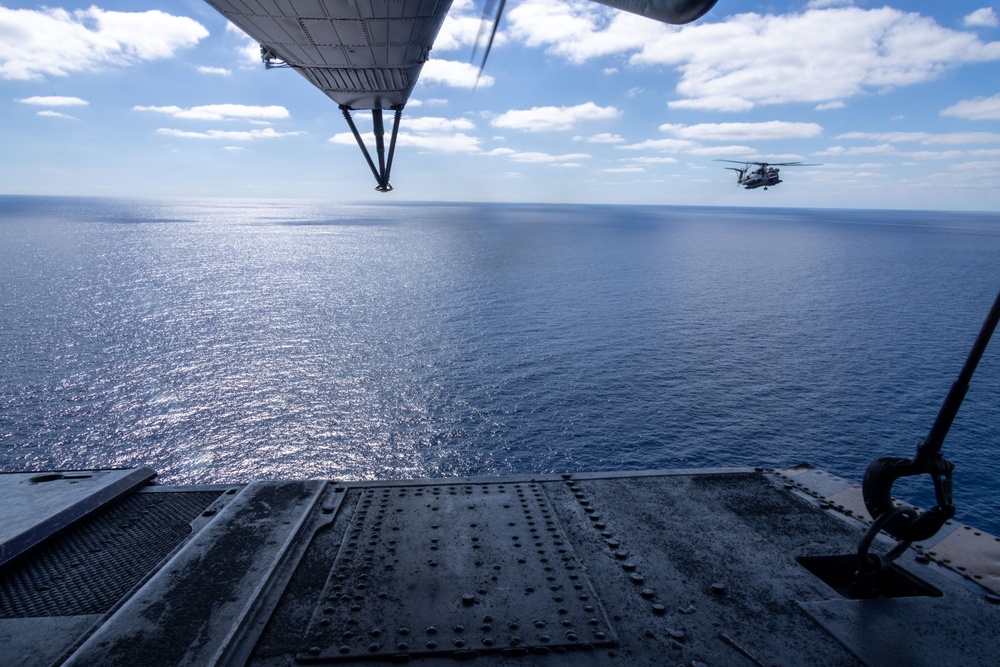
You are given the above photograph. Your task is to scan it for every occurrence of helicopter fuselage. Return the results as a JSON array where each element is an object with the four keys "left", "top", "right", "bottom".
[{"left": 740, "top": 166, "right": 782, "bottom": 189}]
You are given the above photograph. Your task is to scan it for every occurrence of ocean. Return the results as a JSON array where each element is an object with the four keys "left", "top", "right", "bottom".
[{"left": 1, "top": 195, "right": 998, "bottom": 534}]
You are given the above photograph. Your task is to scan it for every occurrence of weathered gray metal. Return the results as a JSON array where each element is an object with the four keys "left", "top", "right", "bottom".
[{"left": 2, "top": 466, "right": 998, "bottom": 666}]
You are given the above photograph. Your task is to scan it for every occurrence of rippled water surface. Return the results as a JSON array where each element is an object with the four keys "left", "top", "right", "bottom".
[{"left": 1, "top": 196, "right": 998, "bottom": 532}]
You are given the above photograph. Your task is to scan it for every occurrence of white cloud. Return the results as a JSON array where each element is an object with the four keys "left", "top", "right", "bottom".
[
  {"left": 687, "top": 145, "right": 759, "bottom": 156},
  {"left": 837, "top": 131, "right": 1000, "bottom": 145},
  {"left": 605, "top": 166, "right": 645, "bottom": 173},
  {"left": 197, "top": 66, "right": 232, "bottom": 76},
  {"left": 420, "top": 59, "right": 493, "bottom": 88},
  {"left": 156, "top": 128, "right": 302, "bottom": 141},
  {"left": 576, "top": 132, "right": 624, "bottom": 143},
  {"left": 636, "top": 8, "right": 1000, "bottom": 111},
  {"left": 225, "top": 23, "right": 262, "bottom": 65},
  {"left": 625, "top": 156, "right": 679, "bottom": 164},
  {"left": 328, "top": 113, "right": 481, "bottom": 154},
  {"left": 492, "top": 102, "right": 620, "bottom": 132},
  {"left": 135, "top": 104, "right": 290, "bottom": 122},
  {"left": 659, "top": 121, "right": 823, "bottom": 141},
  {"left": 964, "top": 8, "right": 999, "bottom": 28},
  {"left": 620, "top": 138, "right": 698, "bottom": 152},
  {"left": 329, "top": 131, "right": 482, "bottom": 153},
  {"left": 17, "top": 95, "right": 88, "bottom": 106},
  {"left": 0, "top": 6, "right": 207, "bottom": 80},
  {"left": 816, "top": 101, "right": 846, "bottom": 111},
  {"left": 409, "top": 98, "right": 449, "bottom": 107},
  {"left": 816, "top": 144, "right": 897, "bottom": 156},
  {"left": 504, "top": 3, "right": 1000, "bottom": 112},
  {"left": 485, "top": 148, "right": 591, "bottom": 164},
  {"left": 433, "top": 0, "right": 508, "bottom": 53},
  {"left": 37, "top": 110, "right": 78, "bottom": 120},
  {"left": 507, "top": 0, "right": 667, "bottom": 64},
  {"left": 941, "top": 94, "right": 1000, "bottom": 120},
  {"left": 404, "top": 116, "right": 476, "bottom": 133}
]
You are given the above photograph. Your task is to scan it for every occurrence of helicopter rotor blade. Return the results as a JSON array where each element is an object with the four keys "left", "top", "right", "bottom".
[{"left": 471, "top": 0, "right": 506, "bottom": 87}]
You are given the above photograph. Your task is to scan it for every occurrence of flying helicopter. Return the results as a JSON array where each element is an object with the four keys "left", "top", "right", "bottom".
[
  {"left": 715, "top": 160, "right": 821, "bottom": 190},
  {"left": 203, "top": 0, "right": 720, "bottom": 192}
]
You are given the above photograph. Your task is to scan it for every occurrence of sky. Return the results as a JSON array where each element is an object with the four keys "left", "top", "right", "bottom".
[{"left": 2, "top": 0, "right": 1000, "bottom": 210}]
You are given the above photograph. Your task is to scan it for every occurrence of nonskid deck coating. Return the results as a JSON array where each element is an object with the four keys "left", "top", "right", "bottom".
[{"left": 2, "top": 467, "right": 999, "bottom": 666}]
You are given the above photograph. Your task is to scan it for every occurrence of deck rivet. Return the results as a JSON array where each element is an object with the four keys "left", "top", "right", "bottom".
[
  {"left": 710, "top": 582, "right": 727, "bottom": 596},
  {"left": 651, "top": 603, "right": 667, "bottom": 615},
  {"left": 641, "top": 588, "right": 655, "bottom": 598},
  {"left": 630, "top": 573, "right": 645, "bottom": 584}
]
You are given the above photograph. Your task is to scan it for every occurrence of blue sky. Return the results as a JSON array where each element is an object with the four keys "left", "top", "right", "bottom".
[{"left": 2, "top": 0, "right": 1000, "bottom": 210}]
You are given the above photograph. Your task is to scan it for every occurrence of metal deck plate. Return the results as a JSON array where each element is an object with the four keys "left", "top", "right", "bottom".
[{"left": 299, "top": 482, "right": 616, "bottom": 661}]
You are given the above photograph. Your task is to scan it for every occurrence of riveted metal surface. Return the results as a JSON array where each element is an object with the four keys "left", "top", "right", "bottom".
[
  {"left": 298, "top": 482, "right": 616, "bottom": 661},
  {"left": 920, "top": 524, "right": 1000, "bottom": 594}
]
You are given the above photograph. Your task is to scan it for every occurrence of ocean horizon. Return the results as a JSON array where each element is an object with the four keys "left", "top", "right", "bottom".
[{"left": 1, "top": 195, "right": 998, "bottom": 534}]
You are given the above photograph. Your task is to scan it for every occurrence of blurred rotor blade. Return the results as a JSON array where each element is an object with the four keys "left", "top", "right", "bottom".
[{"left": 471, "top": 0, "right": 506, "bottom": 87}]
